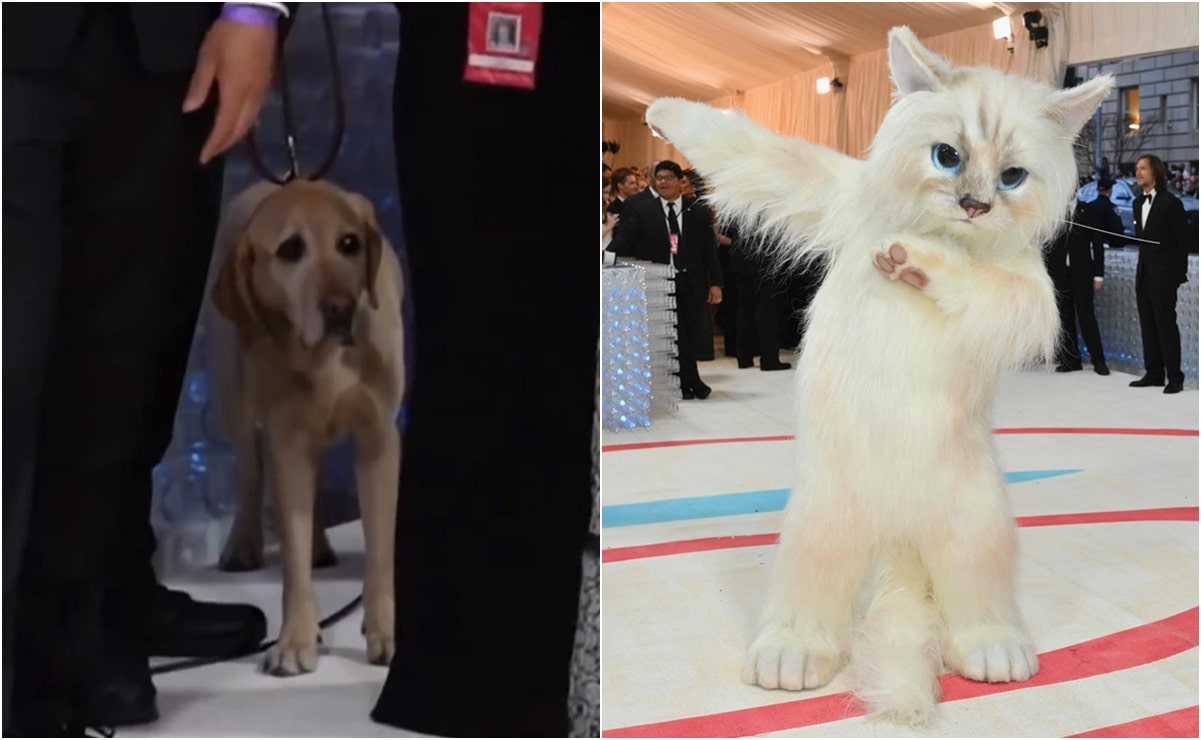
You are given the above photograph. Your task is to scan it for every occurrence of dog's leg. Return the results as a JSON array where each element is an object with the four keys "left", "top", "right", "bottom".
[
  {"left": 218, "top": 426, "right": 265, "bottom": 572},
  {"left": 262, "top": 426, "right": 322, "bottom": 676},
  {"left": 355, "top": 420, "right": 399, "bottom": 666},
  {"left": 850, "top": 547, "right": 942, "bottom": 727},
  {"left": 923, "top": 454, "right": 1038, "bottom": 685},
  {"left": 743, "top": 477, "right": 873, "bottom": 691}
]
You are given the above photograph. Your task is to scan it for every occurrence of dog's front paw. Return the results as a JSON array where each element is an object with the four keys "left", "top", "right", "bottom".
[
  {"left": 263, "top": 626, "right": 321, "bottom": 677},
  {"left": 362, "top": 596, "right": 395, "bottom": 666},
  {"left": 364, "top": 631, "right": 395, "bottom": 666},
  {"left": 945, "top": 623, "right": 1039, "bottom": 683},
  {"left": 741, "top": 626, "right": 842, "bottom": 691},
  {"left": 872, "top": 243, "right": 929, "bottom": 290},
  {"left": 218, "top": 529, "right": 264, "bottom": 572}
]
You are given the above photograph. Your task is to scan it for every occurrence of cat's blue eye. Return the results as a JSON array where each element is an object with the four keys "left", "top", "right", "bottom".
[
  {"left": 998, "top": 167, "right": 1028, "bottom": 191},
  {"left": 931, "top": 143, "right": 962, "bottom": 173}
]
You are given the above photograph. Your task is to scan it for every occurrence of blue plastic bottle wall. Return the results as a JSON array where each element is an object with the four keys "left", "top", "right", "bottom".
[{"left": 152, "top": 4, "right": 404, "bottom": 573}]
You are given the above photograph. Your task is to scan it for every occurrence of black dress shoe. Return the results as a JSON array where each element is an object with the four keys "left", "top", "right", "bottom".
[
  {"left": 681, "top": 386, "right": 696, "bottom": 400},
  {"left": 82, "top": 672, "right": 156, "bottom": 728},
  {"left": 1129, "top": 376, "right": 1165, "bottom": 387},
  {"left": 1055, "top": 364, "right": 1082, "bottom": 373},
  {"left": 147, "top": 586, "right": 267, "bottom": 658},
  {"left": 1093, "top": 363, "right": 1110, "bottom": 376},
  {"left": 760, "top": 362, "right": 792, "bottom": 371},
  {"left": 693, "top": 383, "right": 712, "bottom": 400},
  {"left": 1164, "top": 381, "right": 1184, "bottom": 394},
  {"left": 737, "top": 358, "right": 754, "bottom": 369}
]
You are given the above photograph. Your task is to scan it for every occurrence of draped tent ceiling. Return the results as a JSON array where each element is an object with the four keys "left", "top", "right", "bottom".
[
  {"left": 603, "top": 2, "right": 1046, "bottom": 120},
  {"left": 602, "top": 3, "right": 1199, "bottom": 169}
]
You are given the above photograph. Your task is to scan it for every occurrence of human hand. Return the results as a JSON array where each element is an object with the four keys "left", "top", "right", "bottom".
[
  {"left": 1093, "top": 277, "right": 1103, "bottom": 291},
  {"left": 183, "top": 19, "right": 278, "bottom": 164},
  {"left": 604, "top": 213, "right": 620, "bottom": 235},
  {"left": 708, "top": 285, "right": 723, "bottom": 304}
]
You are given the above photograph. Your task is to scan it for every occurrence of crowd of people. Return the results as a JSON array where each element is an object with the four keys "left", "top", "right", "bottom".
[{"left": 1168, "top": 162, "right": 1198, "bottom": 196}]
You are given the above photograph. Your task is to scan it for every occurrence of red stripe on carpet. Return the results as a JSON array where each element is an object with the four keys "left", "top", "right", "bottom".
[
  {"left": 601, "top": 428, "right": 1198, "bottom": 453},
  {"left": 601, "top": 507, "right": 1199, "bottom": 563},
  {"left": 1067, "top": 705, "right": 1199, "bottom": 738},
  {"left": 602, "top": 435, "right": 794, "bottom": 452},
  {"left": 603, "top": 609, "right": 1199, "bottom": 737}
]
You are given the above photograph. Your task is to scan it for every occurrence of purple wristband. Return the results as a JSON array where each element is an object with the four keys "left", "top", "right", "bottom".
[{"left": 221, "top": 3, "right": 281, "bottom": 28}]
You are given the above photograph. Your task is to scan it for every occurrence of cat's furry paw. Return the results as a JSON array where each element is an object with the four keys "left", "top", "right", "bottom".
[
  {"left": 945, "top": 623, "right": 1039, "bottom": 683},
  {"left": 742, "top": 626, "right": 843, "bottom": 691},
  {"left": 873, "top": 243, "right": 929, "bottom": 289}
]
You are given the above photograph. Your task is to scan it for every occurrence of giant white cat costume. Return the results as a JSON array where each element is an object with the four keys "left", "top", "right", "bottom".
[{"left": 645, "top": 28, "right": 1112, "bottom": 724}]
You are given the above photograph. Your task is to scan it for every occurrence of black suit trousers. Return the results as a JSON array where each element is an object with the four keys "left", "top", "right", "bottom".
[
  {"left": 1135, "top": 270, "right": 1183, "bottom": 383},
  {"left": 2, "top": 10, "right": 220, "bottom": 721},
  {"left": 1052, "top": 272, "right": 1105, "bottom": 367},
  {"left": 732, "top": 271, "right": 784, "bottom": 365},
  {"left": 372, "top": 5, "right": 597, "bottom": 737}
]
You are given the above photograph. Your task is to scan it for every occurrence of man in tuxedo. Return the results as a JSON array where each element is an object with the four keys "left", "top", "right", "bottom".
[
  {"left": 609, "top": 160, "right": 724, "bottom": 398},
  {"left": 3, "top": 4, "right": 287, "bottom": 733},
  {"left": 1129, "top": 154, "right": 1190, "bottom": 394},
  {"left": 1047, "top": 197, "right": 1110, "bottom": 375}
]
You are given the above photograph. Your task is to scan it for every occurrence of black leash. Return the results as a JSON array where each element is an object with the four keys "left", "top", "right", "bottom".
[
  {"left": 245, "top": 2, "right": 346, "bottom": 184},
  {"left": 150, "top": 594, "right": 363, "bottom": 675}
]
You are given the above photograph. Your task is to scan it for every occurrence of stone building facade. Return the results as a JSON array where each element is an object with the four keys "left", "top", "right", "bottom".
[{"left": 1072, "top": 47, "right": 1199, "bottom": 175}]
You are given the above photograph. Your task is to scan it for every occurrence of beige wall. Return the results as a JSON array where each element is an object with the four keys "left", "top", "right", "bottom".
[{"left": 1065, "top": 2, "right": 1198, "bottom": 65}]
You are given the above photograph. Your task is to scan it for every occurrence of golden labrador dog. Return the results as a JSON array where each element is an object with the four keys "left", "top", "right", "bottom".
[{"left": 205, "top": 179, "right": 404, "bottom": 675}]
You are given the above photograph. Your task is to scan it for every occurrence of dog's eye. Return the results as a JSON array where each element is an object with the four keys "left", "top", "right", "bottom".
[
  {"left": 338, "top": 234, "right": 361, "bottom": 257},
  {"left": 276, "top": 235, "right": 306, "bottom": 262}
]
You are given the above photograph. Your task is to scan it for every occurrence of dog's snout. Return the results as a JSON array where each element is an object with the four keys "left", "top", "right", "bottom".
[{"left": 320, "top": 293, "right": 355, "bottom": 321}]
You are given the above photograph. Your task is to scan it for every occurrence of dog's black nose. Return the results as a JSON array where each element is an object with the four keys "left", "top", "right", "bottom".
[{"left": 320, "top": 294, "right": 355, "bottom": 323}]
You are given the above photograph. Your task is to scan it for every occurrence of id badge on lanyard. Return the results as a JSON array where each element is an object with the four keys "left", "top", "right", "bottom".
[
  {"left": 669, "top": 233, "right": 679, "bottom": 255},
  {"left": 463, "top": 3, "right": 543, "bottom": 90}
]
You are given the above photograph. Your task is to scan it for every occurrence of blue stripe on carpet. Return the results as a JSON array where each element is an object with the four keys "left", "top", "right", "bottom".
[{"left": 602, "top": 469, "right": 1081, "bottom": 528}]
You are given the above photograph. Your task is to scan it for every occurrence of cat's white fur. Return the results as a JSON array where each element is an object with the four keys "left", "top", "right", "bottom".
[{"left": 645, "top": 27, "right": 1112, "bottom": 725}]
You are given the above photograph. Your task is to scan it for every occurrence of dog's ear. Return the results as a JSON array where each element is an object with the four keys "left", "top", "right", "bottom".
[
  {"left": 212, "top": 235, "right": 262, "bottom": 344},
  {"left": 347, "top": 193, "right": 383, "bottom": 309}
]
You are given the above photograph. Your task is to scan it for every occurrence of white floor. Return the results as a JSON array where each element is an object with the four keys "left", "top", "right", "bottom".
[
  {"left": 600, "top": 353, "right": 1199, "bottom": 737},
  {"left": 129, "top": 524, "right": 425, "bottom": 738}
]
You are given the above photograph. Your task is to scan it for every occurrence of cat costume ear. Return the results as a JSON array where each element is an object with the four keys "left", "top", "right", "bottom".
[
  {"left": 1045, "top": 75, "right": 1115, "bottom": 135},
  {"left": 888, "top": 26, "right": 949, "bottom": 95}
]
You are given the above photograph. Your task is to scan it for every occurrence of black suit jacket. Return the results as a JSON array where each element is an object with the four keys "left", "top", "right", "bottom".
[
  {"left": 1133, "top": 189, "right": 1189, "bottom": 287},
  {"left": 2, "top": 3, "right": 298, "bottom": 74},
  {"left": 1091, "top": 194, "right": 1125, "bottom": 248},
  {"left": 1047, "top": 200, "right": 1105, "bottom": 285},
  {"left": 607, "top": 193, "right": 723, "bottom": 288}
]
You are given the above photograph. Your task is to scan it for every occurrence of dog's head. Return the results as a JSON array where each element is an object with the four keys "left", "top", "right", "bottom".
[{"left": 212, "top": 180, "right": 384, "bottom": 349}]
